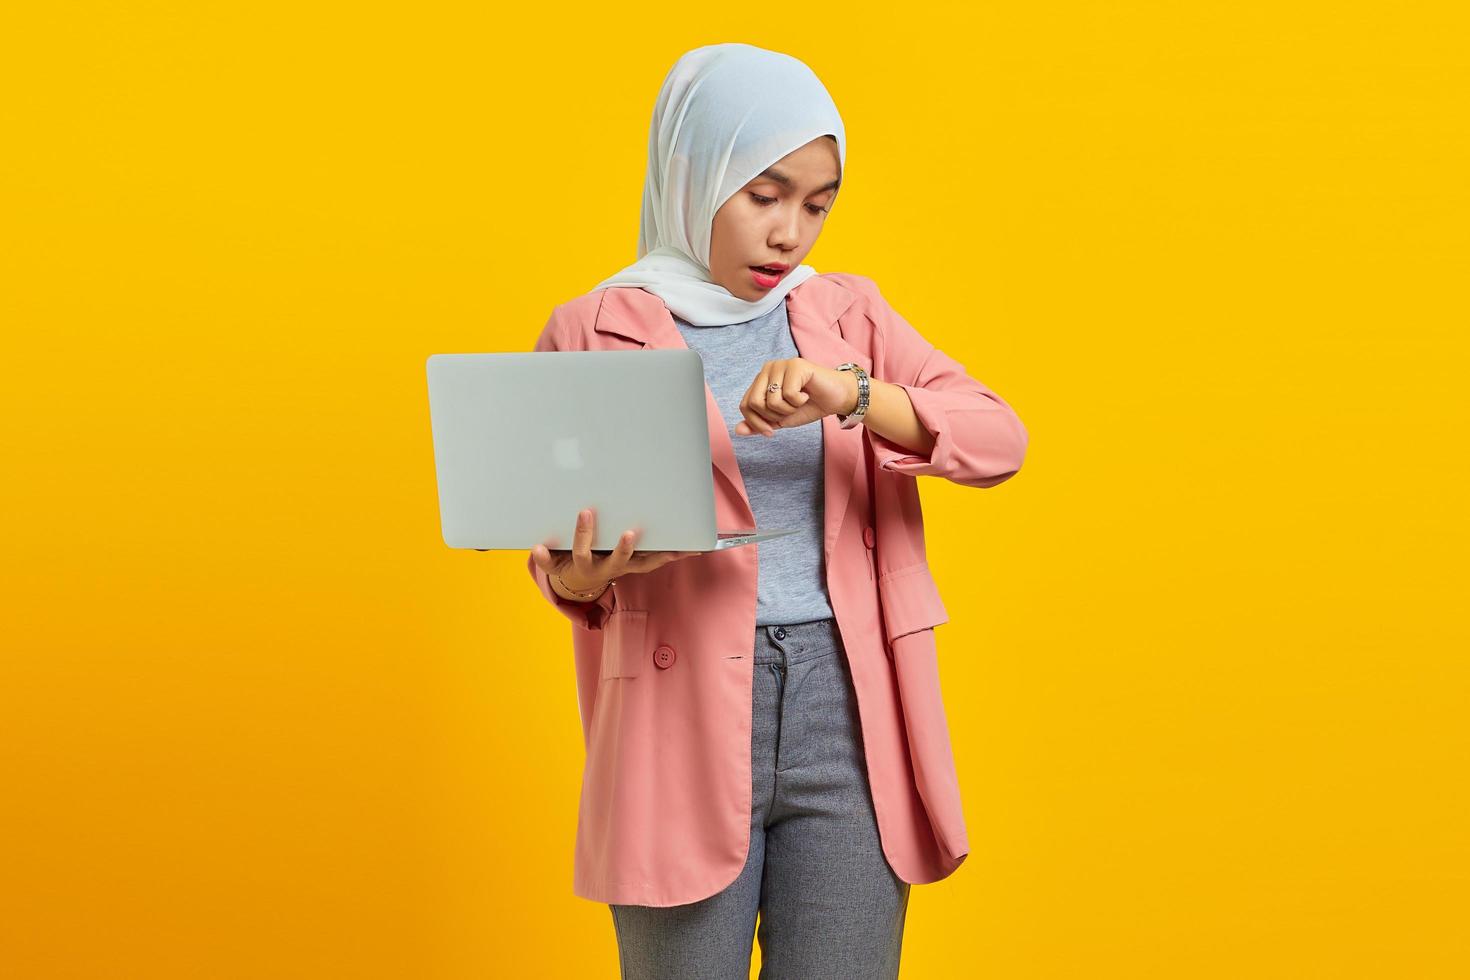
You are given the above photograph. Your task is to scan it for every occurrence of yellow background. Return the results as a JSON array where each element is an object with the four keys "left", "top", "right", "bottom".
[{"left": 3, "top": 3, "right": 1466, "bottom": 977}]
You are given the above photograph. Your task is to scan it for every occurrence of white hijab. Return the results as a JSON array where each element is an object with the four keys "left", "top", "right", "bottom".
[{"left": 591, "top": 43, "right": 847, "bottom": 327}]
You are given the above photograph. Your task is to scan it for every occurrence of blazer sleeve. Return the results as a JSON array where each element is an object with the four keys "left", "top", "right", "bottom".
[
  {"left": 854, "top": 275, "right": 1029, "bottom": 488},
  {"left": 523, "top": 302, "right": 619, "bottom": 631}
]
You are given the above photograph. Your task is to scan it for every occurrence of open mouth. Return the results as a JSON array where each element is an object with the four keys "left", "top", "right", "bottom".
[{"left": 751, "top": 266, "right": 784, "bottom": 275}]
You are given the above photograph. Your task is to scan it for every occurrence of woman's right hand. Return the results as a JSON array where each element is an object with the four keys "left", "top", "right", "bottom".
[{"left": 529, "top": 507, "right": 701, "bottom": 594}]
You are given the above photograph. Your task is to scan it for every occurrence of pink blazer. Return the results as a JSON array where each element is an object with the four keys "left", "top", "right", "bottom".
[{"left": 526, "top": 272, "right": 1028, "bottom": 907}]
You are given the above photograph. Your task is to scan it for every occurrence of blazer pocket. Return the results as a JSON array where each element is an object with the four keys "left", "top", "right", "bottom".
[
  {"left": 877, "top": 561, "right": 949, "bottom": 644},
  {"left": 599, "top": 609, "right": 649, "bottom": 680}
]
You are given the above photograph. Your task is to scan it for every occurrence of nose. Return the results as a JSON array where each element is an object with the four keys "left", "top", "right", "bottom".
[{"left": 771, "top": 209, "right": 802, "bottom": 251}]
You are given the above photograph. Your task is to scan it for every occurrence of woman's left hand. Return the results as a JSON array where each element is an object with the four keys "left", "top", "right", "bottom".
[{"left": 734, "top": 357, "right": 857, "bottom": 437}]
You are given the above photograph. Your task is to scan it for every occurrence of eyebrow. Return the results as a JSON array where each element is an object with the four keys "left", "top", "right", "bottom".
[{"left": 756, "top": 168, "right": 841, "bottom": 194}]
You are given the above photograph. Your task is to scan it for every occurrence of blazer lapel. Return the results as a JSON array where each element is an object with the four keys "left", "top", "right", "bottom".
[
  {"left": 784, "top": 277, "right": 872, "bottom": 569},
  {"left": 591, "top": 276, "right": 870, "bottom": 567}
]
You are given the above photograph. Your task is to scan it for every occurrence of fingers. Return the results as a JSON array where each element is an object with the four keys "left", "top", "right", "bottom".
[
  {"left": 739, "top": 363, "right": 783, "bottom": 436},
  {"left": 549, "top": 511, "right": 701, "bottom": 579},
  {"left": 602, "top": 525, "right": 638, "bottom": 576},
  {"left": 646, "top": 551, "right": 678, "bottom": 569},
  {"left": 623, "top": 549, "right": 700, "bottom": 574},
  {"left": 764, "top": 362, "right": 798, "bottom": 416},
  {"left": 569, "top": 508, "right": 645, "bottom": 588},
  {"left": 753, "top": 363, "right": 788, "bottom": 430},
  {"left": 572, "top": 508, "right": 595, "bottom": 559},
  {"left": 566, "top": 508, "right": 603, "bottom": 587}
]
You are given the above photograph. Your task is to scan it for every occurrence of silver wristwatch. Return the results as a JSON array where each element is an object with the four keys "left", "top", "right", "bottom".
[{"left": 835, "top": 362, "right": 870, "bottom": 429}]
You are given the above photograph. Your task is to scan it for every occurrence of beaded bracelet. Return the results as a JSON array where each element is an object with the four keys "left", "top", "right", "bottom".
[{"left": 552, "top": 570, "right": 608, "bottom": 601}]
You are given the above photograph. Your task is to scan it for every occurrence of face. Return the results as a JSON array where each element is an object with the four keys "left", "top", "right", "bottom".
[{"left": 708, "top": 136, "right": 841, "bottom": 300}]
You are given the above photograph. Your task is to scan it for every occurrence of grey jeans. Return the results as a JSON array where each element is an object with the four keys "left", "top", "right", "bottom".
[{"left": 609, "top": 618, "right": 911, "bottom": 980}]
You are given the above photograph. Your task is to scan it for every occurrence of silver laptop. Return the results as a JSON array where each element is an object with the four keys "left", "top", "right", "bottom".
[{"left": 426, "top": 348, "right": 799, "bottom": 552}]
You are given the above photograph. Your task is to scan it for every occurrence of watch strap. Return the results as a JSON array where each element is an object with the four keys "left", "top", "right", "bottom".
[{"left": 835, "top": 362, "right": 870, "bottom": 429}]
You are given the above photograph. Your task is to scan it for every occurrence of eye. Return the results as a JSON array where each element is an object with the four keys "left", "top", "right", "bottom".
[{"left": 749, "top": 192, "right": 830, "bottom": 216}]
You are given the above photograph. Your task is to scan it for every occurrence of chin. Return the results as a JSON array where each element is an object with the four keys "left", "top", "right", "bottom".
[{"left": 720, "top": 280, "right": 755, "bottom": 301}]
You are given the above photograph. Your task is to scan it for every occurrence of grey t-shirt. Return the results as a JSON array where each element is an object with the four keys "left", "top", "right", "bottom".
[{"left": 674, "top": 299, "right": 834, "bottom": 626}]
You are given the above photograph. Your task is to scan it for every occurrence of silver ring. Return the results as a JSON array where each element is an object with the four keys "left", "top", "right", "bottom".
[{"left": 767, "top": 383, "right": 781, "bottom": 393}]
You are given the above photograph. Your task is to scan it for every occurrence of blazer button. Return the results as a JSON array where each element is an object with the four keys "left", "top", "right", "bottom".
[
  {"left": 863, "top": 526, "right": 876, "bottom": 548},
  {"left": 653, "top": 645, "right": 676, "bottom": 669}
]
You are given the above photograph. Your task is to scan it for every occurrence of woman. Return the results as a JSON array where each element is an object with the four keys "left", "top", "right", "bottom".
[{"left": 526, "top": 43, "right": 1028, "bottom": 980}]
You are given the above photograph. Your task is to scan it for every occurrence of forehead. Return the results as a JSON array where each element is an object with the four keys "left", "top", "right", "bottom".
[
  {"left": 749, "top": 138, "right": 842, "bottom": 189},
  {"left": 747, "top": 165, "right": 841, "bottom": 193}
]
